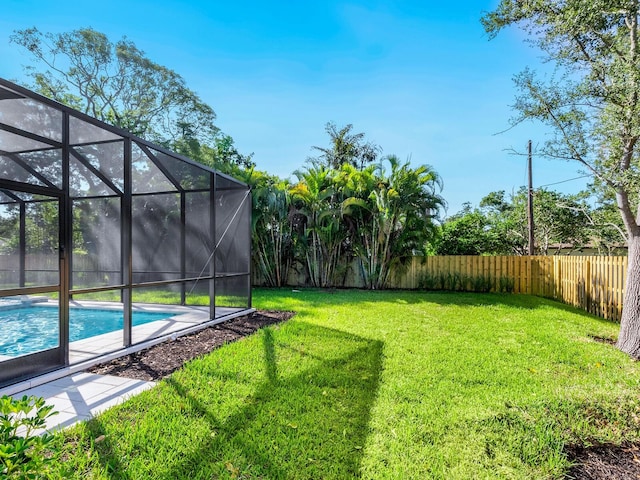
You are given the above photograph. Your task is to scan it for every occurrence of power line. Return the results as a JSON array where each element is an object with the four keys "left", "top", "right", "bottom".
[{"left": 537, "top": 175, "right": 590, "bottom": 189}]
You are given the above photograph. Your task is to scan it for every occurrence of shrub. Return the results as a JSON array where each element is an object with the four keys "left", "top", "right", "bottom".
[
  {"left": 0, "top": 395, "right": 58, "bottom": 479},
  {"left": 472, "top": 275, "right": 493, "bottom": 293},
  {"left": 499, "top": 276, "right": 516, "bottom": 293}
]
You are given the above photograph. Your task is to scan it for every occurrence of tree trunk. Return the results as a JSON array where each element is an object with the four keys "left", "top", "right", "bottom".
[{"left": 617, "top": 234, "right": 640, "bottom": 358}]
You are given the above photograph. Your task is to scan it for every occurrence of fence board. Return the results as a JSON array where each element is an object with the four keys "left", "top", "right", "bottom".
[
  {"left": 388, "top": 255, "right": 628, "bottom": 322},
  {"left": 252, "top": 254, "right": 628, "bottom": 321}
]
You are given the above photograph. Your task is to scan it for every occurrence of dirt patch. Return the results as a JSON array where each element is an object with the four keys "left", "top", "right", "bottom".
[
  {"left": 87, "top": 310, "right": 294, "bottom": 381},
  {"left": 566, "top": 443, "right": 640, "bottom": 479},
  {"left": 589, "top": 335, "right": 617, "bottom": 346}
]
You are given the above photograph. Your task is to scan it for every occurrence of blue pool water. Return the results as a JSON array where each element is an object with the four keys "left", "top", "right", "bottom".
[{"left": 0, "top": 306, "right": 173, "bottom": 358}]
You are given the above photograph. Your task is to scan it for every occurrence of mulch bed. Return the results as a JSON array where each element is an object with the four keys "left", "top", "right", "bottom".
[
  {"left": 566, "top": 443, "right": 640, "bottom": 479},
  {"left": 87, "top": 309, "right": 640, "bottom": 478},
  {"left": 87, "top": 310, "right": 294, "bottom": 382}
]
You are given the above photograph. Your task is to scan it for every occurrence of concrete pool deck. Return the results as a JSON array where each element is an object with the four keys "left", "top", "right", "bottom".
[
  {"left": 0, "top": 303, "right": 254, "bottom": 432},
  {"left": 12, "top": 372, "right": 157, "bottom": 433}
]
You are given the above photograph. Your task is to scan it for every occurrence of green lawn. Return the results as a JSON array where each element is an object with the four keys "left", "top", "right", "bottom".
[{"left": 49, "top": 289, "right": 640, "bottom": 479}]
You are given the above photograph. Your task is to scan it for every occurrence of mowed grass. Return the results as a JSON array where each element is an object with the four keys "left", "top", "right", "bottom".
[{"left": 49, "top": 289, "right": 640, "bottom": 479}]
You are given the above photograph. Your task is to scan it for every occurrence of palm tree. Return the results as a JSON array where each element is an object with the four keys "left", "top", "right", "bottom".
[
  {"left": 245, "top": 170, "right": 294, "bottom": 287},
  {"left": 341, "top": 156, "right": 444, "bottom": 289},
  {"left": 290, "top": 165, "right": 346, "bottom": 287},
  {"left": 310, "top": 122, "right": 380, "bottom": 170}
]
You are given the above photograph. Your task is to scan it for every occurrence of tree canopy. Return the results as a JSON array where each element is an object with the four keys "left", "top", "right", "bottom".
[
  {"left": 309, "top": 122, "right": 381, "bottom": 170},
  {"left": 483, "top": 0, "right": 640, "bottom": 357},
  {"left": 11, "top": 27, "right": 218, "bottom": 144},
  {"left": 250, "top": 153, "right": 444, "bottom": 289},
  {"left": 8, "top": 27, "right": 443, "bottom": 291},
  {"left": 435, "top": 189, "right": 602, "bottom": 256}
]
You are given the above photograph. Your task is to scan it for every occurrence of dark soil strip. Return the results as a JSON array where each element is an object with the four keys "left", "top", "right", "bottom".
[
  {"left": 87, "top": 310, "right": 294, "bottom": 381},
  {"left": 566, "top": 443, "right": 640, "bottom": 479},
  {"left": 589, "top": 335, "right": 617, "bottom": 346}
]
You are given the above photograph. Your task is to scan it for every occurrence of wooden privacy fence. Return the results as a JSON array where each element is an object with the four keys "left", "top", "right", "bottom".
[
  {"left": 255, "top": 255, "right": 629, "bottom": 322},
  {"left": 388, "top": 256, "right": 628, "bottom": 322}
]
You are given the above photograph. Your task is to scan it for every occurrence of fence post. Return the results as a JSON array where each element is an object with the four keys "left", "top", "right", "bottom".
[
  {"left": 585, "top": 258, "right": 591, "bottom": 314},
  {"left": 554, "top": 257, "right": 561, "bottom": 301}
]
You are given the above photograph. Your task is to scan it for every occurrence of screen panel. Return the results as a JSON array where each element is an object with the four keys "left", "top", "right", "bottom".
[{"left": 132, "top": 193, "right": 181, "bottom": 284}]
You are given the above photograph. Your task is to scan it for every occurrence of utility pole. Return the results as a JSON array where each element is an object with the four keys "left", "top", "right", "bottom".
[{"left": 527, "top": 140, "right": 535, "bottom": 255}]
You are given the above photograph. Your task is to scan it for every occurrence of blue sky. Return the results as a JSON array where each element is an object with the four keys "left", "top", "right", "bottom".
[{"left": 0, "top": 0, "right": 590, "bottom": 215}]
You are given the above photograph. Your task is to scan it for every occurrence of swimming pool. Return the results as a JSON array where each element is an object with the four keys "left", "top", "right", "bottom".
[{"left": 0, "top": 306, "right": 174, "bottom": 358}]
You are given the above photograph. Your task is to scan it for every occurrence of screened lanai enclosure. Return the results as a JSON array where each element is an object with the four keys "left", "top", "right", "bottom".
[{"left": 0, "top": 78, "right": 252, "bottom": 386}]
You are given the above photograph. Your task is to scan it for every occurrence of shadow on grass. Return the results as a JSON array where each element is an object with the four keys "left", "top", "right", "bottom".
[
  {"left": 261, "top": 287, "right": 619, "bottom": 325},
  {"left": 164, "top": 323, "right": 383, "bottom": 479},
  {"left": 66, "top": 322, "right": 383, "bottom": 479},
  {"left": 414, "top": 291, "right": 622, "bottom": 326},
  {"left": 56, "top": 416, "right": 132, "bottom": 479}
]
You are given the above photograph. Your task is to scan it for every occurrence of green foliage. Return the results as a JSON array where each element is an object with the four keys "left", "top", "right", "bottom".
[
  {"left": 527, "top": 189, "right": 591, "bottom": 254},
  {"left": 499, "top": 275, "right": 516, "bottom": 293},
  {"left": 417, "top": 272, "right": 496, "bottom": 292},
  {"left": 487, "top": 188, "right": 593, "bottom": 255},
  {"left": 290, "top": 165, "right": 345, "bottom": 288},
  {"left": 416, "top": 273, "right": 514, "bottom": 293},
  {"left": 0, "top": 395, "right": 58, "bottom": 479},
  {"left": 581, "top": 188, "right": 628, "bottom": 254},
  {"left": 171, "top": 134, "right": 255, "bottom": 172},
  {"left": 416, "top": 271, "right": 437, "bottom": 290},
  {"left": 471, "top": 274, "right": 493, "bottom": 292},
  {"left": 11, "top": 27, "right": 218, "bottom": 145},
  {"left": 339, "top": 157, "right": 445, "bottom": 289},
  {"left": 436, "top": 188, "right": 596, "bottom": 256},
  {"left": 309, "top": 122, "right": 381, "bottom": 170},
  {"left": 433, "top": 203, "right": 498, "bottom": 255},
  {"left": 246, "top": 170, "right": 295, "bottom": 287},
  {"left": 287, "top": 123, "right": 443, "bottom": 290},
  {"left": 286, "top": 154, "right": 445, "bottom": 289}
]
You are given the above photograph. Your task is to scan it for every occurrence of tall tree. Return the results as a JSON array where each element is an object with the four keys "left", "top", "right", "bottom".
[
  {"left": 244, "top": 170, "right": 294, "bottom": 287},
  {"left": 499, "top": 188, "right": 590, "bottom": 255},
  {"left": 482, "top": 1, "right": 640, "bottom": 357},
  {"left": 438, "top": 189, "right": 610, "bottom": 256},
  {"left": 478, "top": 191, "right": 526, "bottom": 255},
  {"left": 310, "top": 122, "right": 381, "bottom": 170},
  {"left": 172, "top": 134, "right": 255, "bottom": 173},
  {"left": 434, "top": 203, "right": 497, "bottom": 255},
  {"left": 290, "top": 165, "right": 346, "bottom": 288},
  {"left": 340, "top": 156, "right": 444, "bottom": 289},
  {"left": 584, "top": 198, "right": 628, "bottom": 254},
  {"left": 11, "top": 27, "right": 218, "bottom": 144}
]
